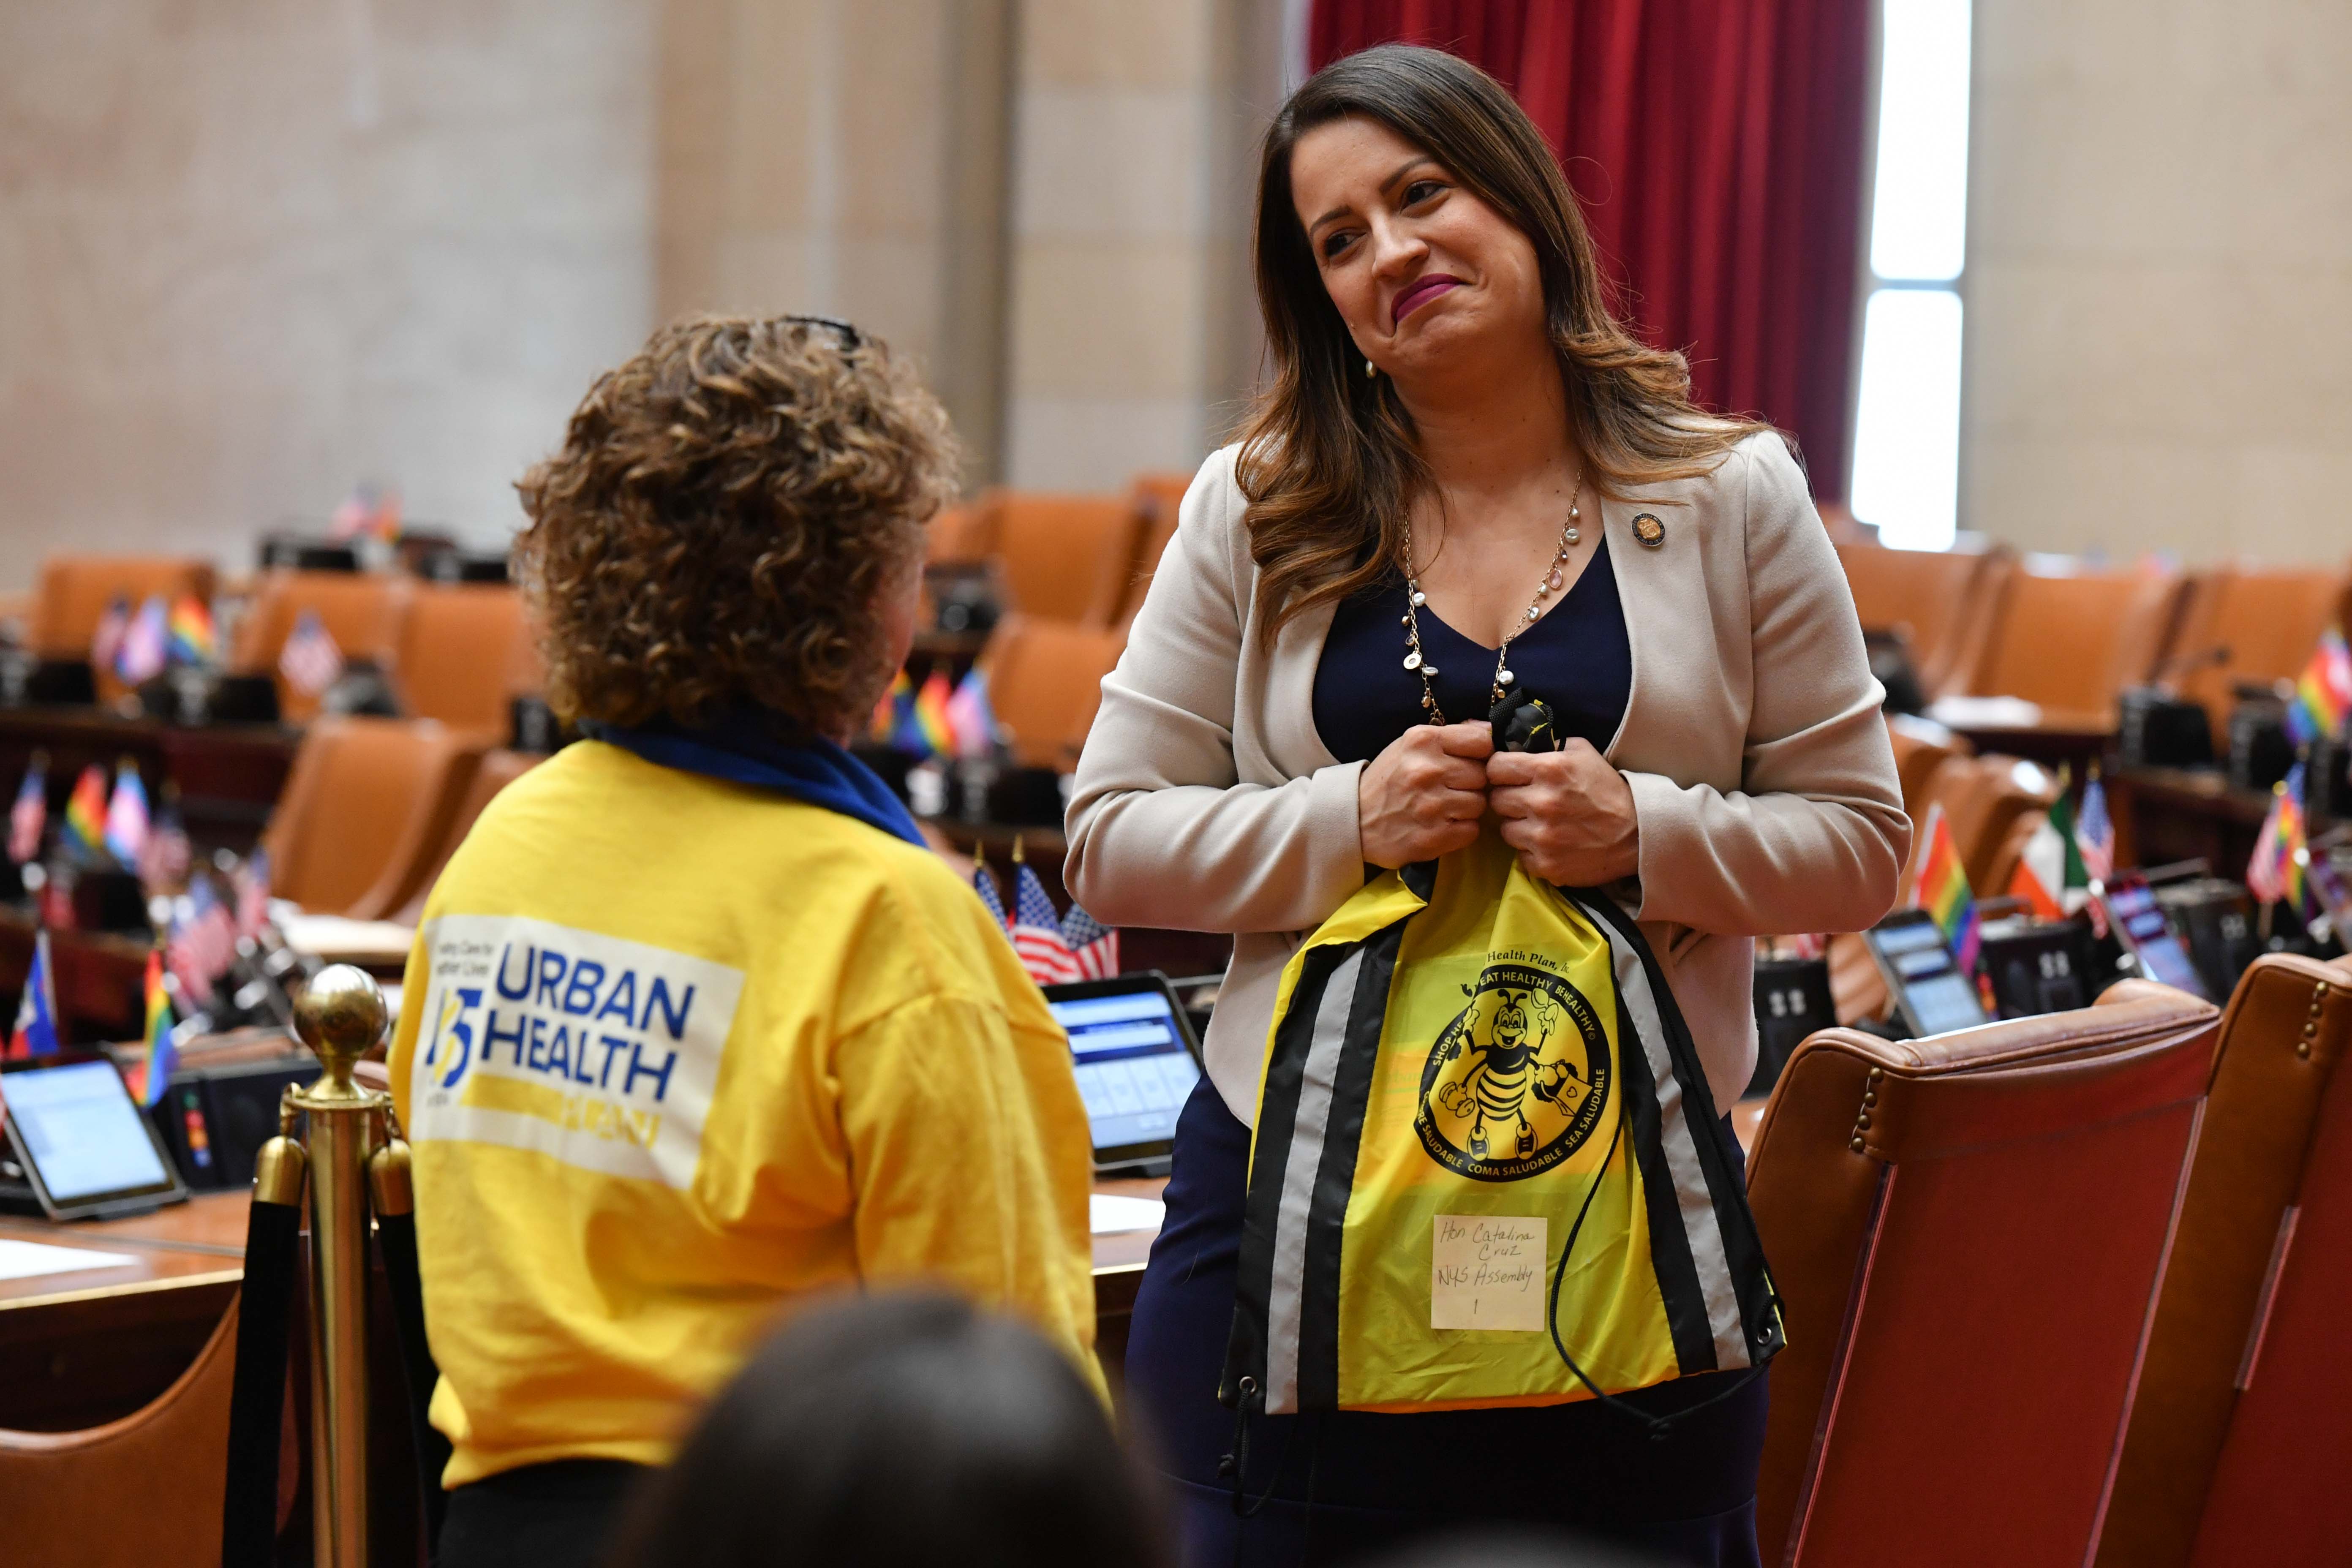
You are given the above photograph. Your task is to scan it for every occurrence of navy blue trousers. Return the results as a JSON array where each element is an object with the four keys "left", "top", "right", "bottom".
[{"left": 1124, "top": 1078, "right": 1767, "bottom": 1568}]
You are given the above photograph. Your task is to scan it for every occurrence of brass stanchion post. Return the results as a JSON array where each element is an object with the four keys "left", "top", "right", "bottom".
[{"left": 284, "top": 965, "right": 394, "bottom": 1568}]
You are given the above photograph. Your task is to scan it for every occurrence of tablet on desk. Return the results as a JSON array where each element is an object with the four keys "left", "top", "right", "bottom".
[
  {"left": 1862, "top": 910, "right": 1990, "bottom": 1039},
  {"left": 2100, "top": 874, "right": 2212, "bottom": 1001},
  {"left": 0, "top": 1056, "right": 189, "bottom": 1221},
  {"left": 1043, "top": 972, "right": 1206, "bottom": 1176}
]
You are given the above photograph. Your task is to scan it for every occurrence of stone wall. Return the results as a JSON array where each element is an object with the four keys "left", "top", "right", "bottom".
[
  {"left": 0, "top": 0, "right": 656, "bottom": 584},
  {"left": 1963, "top": 0, "right": 2352, "bottom": 565}
]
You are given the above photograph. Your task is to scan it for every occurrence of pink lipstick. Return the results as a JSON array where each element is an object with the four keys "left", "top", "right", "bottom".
[{"left": 1391, "top": 275, "right": 1463, "bottom": 326}]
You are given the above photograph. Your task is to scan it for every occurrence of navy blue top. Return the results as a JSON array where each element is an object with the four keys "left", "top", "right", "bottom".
[{"left": 1310, "top": 536, "right": 1633, "bottom": 762}]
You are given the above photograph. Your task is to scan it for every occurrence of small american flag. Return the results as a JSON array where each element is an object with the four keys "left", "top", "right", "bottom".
[
  {"left": 169, "top": 877, "right": 240, "bottom": 1007},
  {"left": 278, "top": 610, "right": 345, "bottom": 697},
  {"left": 972, "top": 860, "right": 1009, "bottom": 929},
  {"left": 1011, "top": 861, "right": 1081, "bottom": 985},
  {"left": 137, "top": 788, "right": 193, "bottom": 893},
  {"left": 233, "top": 848, "right": 273, "bottom": 942},
  {"left": 1060, "top": 901, "right": 1120, "bottom": 980},
  {"left": 8, "top": 754, "right": 46, "bottom": 865},
  {"left": 2075, "top": 773, "right": 2115, "bottom": 884}
]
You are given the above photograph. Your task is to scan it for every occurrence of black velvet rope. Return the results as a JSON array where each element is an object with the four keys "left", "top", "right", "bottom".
[
  {"left": 373, "top": 1210, "right": 452, "bottom": 1555},
  {"left": 221, "top": 1197, "right": 302, "bottom": 1567}
]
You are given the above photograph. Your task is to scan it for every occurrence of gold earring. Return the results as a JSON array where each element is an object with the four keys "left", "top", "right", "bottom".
[{"left": 1364, "top": 357, "right": 1376, "bottom": 379}]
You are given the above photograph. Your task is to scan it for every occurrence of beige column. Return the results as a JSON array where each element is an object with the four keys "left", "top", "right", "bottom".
[{"left": 655, "top": 0, "right": 1016, "bottom": 485}]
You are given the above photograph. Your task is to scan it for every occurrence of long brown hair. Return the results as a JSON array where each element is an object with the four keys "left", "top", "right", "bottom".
[{"left": 1237, "top": 44, "right": 1764, "bottom": 637}]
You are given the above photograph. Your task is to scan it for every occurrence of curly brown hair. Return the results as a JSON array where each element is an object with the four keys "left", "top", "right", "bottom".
[{"left": 514, "top": 315, "right": 958, "bottom": 740}]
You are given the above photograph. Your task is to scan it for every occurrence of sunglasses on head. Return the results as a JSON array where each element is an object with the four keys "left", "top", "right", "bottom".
[{"left": 783, "top": 314, "right": 863, "bottom": 351}]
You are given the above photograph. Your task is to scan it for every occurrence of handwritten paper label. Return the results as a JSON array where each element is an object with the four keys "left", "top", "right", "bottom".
[{"left": 1432, "top": 1214, "right": 1547, "bottom": 1331}]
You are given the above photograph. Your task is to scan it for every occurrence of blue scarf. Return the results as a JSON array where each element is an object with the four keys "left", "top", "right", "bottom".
[{"left": 583, "top": 711, "right": 926, "bottom": 847}]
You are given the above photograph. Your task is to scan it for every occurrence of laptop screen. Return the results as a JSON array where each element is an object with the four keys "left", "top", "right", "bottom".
[
  {"left": 1045, "top": 983, "right": 1203, "bottom": 1159},
  {"left": 4, "top": 1059, "right": 173, "bottom": 1203}
]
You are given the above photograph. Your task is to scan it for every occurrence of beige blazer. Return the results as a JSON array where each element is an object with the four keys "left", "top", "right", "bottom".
[{"left": 1064, "top": 431, "right": 1910, "bottom": 1122}]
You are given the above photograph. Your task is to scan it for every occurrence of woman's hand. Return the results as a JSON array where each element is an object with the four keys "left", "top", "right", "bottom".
[
  {"left": 1488, "top": 740, "right": 1640, "bottom": 887},
  {"left": 1358, "top": 721, "right": 1492, "bottom": 868}
]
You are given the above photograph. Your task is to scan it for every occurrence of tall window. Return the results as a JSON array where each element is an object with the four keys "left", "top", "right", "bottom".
[{"left": 1848, "top": 0, "right": 1972, "bottom": 551}]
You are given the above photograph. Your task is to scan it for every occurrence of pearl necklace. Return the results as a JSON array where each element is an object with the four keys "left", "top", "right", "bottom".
[{"left": 1399, "top": 475, "right": 1585, "bottom": 726}]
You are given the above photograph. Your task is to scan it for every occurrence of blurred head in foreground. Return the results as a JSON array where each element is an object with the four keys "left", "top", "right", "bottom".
[
  {"left": 1359, "top": 1529, "right": 1669, "bottom": 1568},
  {"left": 602, "top": 1292, "right": 1168, "bottom": 1568},
  {"left": 515, "top": 313, "right": 958, "bottom": 744}
]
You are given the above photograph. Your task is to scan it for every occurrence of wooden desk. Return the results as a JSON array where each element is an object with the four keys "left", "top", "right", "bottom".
[
  {"left": 2104, "top": 765, "right": 2278, "bottom": 880},
  {"left": 0, "top": 907, "right": 153, "bottom": 1042},
  {"left": 0, "top": 1194, "right": 245, "bottom": 1431},
  {"left": 0, "top": 1180, "right": 1168, "bottom": 1432},
  {"left": 0, "top": 706, "right": 299, "bottom": 854},
  {"left": 1938, "top": 712, "right": 2117, "bottom": 776}
]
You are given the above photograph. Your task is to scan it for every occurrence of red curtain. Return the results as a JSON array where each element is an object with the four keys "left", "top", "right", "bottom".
[{"left": 1308, "top": 0, "right": 1872, "bottom": 501}]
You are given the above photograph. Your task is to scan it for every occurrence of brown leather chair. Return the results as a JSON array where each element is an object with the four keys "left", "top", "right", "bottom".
[
  {"left": 393, "top": 748, "right": 543, "bottom": 922},
  {"left": 392, "top": 583, "right": 536, "bottom": 737},
  {"left": 0, "top": 1296, "right": 240, "bottom": 1567},
  {"left": 1119, "top": 472, "right": 1192, "bottom": 626},
  {"left": 1885, "top": 713, "right": 1973, "bottom": 835},
  {"left": 1825, "top": 930, "right": 1890, "bottom": 1026},
  {"left": 1748, "top": 983, "right": 2221, "bottom": 1566},
  {"left": 30, "top": 554, "right": 219, "bottom": 662},
  {"left": 1960, "top": 561, "right": 2185, "bottom": 723},
  {"left": 2165, "top": 566, "right": 2352, "bottom": 741},
  {"left": 232, "top": 570, "right": 415, "bottom": 724},
  {"left": 986, "top": 493, "right": 1143, "bottom": 628},
  {"left": 1837, "top": 541, "right": 2014, "bottom": 699},
  {"left": 924, "top": 501, "right": 996, "bottom": 566},
  {"left": 263, "top": 716, "right": 482, "bottom": 919},
  {"left": 2098, "top": 955, "right": 2352, "bottom": 1568},
  {"left": 1911, "top": 751, "right": 2059, "bottom": 893},
  {"left": 32, "top": 554, "right": 220, "bottom": 705},
  {"left": 983, "top": 614, "right": 1126, "bottom": 771}
]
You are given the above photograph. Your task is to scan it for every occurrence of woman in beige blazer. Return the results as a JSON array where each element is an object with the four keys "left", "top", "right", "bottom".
[{"left": 1066, "top": 46, "right": 1906, "bottom": 1568}]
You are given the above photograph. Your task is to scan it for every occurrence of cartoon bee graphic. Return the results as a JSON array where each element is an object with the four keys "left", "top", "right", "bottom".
[{"left": 1417, "top": 965, "right": 1610, "bottom": 1181}]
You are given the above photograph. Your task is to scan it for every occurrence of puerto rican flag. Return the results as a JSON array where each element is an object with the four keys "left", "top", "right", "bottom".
[
  {"left": 1011, "top": 862, "right": 1081, "bottom": 986},
  {"left": 7, "top": 930, "right": 60, "bottom": 1059}
]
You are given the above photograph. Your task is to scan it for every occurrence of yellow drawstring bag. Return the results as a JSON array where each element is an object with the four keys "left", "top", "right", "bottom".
[{"left": 1221, "top": 817, "right": 1782, "bottom": 1420}]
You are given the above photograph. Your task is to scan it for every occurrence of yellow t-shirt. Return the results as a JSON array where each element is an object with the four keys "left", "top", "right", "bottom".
[{"left": 387, "top": 740, "right": 1098, "bottom": 1488}]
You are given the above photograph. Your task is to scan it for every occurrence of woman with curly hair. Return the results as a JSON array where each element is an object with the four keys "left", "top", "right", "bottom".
[{"left": 386, "top": 315, "right": 1101, "bottom": 1568}]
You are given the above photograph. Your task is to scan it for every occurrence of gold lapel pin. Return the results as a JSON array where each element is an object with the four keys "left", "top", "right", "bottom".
[{"left": 1631, "top": 512, "right": 1666, "bottom": 548}]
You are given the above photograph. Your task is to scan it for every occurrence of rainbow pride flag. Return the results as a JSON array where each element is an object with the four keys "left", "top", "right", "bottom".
[
  {"left": 166, "top": 595, "right": 215, "bottom": 665},
  {"left": 914, "top": 667, "right": 956, "bottom": 756},
  {"left": 60, "top": 764, "right": 109, "bottom": 862},
  {"left": 1910, "top": 802, "right": 1980, "bottom": 976},
  {"left": 133, "top": 947, "right": 179, "bottom": 1108},
  {"left": 2285, "top": 627, "right": 2352, "bottom": 747},
  {"left": 868, "top": 670, "right": 909, "bottom": 745}
]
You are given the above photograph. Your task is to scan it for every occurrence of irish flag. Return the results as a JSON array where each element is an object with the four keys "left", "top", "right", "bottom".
[
  {"left": 1910, "top": 803, "right": 1981, "bottom": 976},
  {"left": 2008, "top": 790, "right": 2089, "bottom": 920}
]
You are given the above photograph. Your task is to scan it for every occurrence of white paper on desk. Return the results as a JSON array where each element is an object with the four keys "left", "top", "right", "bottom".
[
  {"left": 1927, "top": 694, "right": 2045, "bottom": 730},
  {"left": 1089, "top": 1194, "right": 1165, "bottom": 1235},
  {"left": 0, "top": 1238, "right": 141, "bottom": 1282},
  {"left": 278, "top": 913, "right": 418, "bottom": 963}
]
